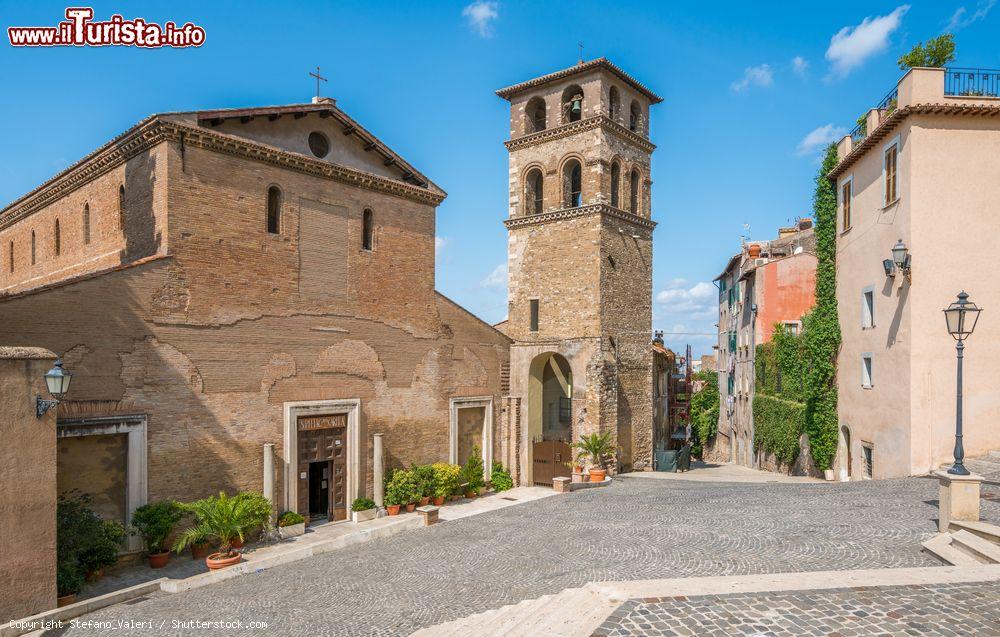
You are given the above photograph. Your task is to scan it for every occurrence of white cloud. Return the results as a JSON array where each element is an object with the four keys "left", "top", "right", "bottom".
[
  {"left": 655, "top": 281, "right": 717, "bottom": 318},
  {"left": 730, "top": 64, "right": 773, "bottom": 92},
  {"left": 435, "top": 236, "right": 448, "bottom": 254},
  {"left": 792, "top": 56, "right": 809, "bottom": 77},
  {"left": 796, "top": 124, "right": 848, "bottom": 156},
  {"left": 462, "top": 1, "right": 499, "bottom": 38},
  {"left": 479, "top": 263, "right": 507, "bottom": 288},
  {"left": 826, "top": 5, "right": 910, "bottom": 78},
  {"left": 947, "top": 0, "right": 996, "bottom": 31}
]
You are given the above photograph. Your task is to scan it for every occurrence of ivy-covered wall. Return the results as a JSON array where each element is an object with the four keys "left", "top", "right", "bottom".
[
  {"left": 689, "top": 369, "right": 719, "bottom": 457},
  {"left": 753, "top": 326, "right": 807, "bottom": 464},
  {"left": 802, "top": 144, "right": 842, "bottom": 470}
]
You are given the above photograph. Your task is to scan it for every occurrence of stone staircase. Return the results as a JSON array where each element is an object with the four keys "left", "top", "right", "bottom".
[
  {"left": 923, "top": 520, "right": 1000, "bottom": 566},
  {"left": 410, "top": 584, "right": 622, "bottom": 637},
  {"left": 939, "top": 450, "right": 1000, "bottom": 485}
]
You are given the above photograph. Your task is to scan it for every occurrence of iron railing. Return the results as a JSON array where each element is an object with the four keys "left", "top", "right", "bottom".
[
  {"left": 944, "top": 67, "right": 1000, "bottom": 97},
  {"left": 851, "top": 86, "right": 899, "bottom": 143}
]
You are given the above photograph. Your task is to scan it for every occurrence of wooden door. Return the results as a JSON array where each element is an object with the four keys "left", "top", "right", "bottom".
[
  {"left": 297, "top": 414, "right": 348, "bottom": 521},
  {"left": 532, "top": 440, "right": 571, "bottom": 486}
]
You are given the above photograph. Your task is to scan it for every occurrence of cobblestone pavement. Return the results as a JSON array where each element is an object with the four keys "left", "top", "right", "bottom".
[
  {"left": 594, "top": 581, "right": 1000, "bottom": 637},
  {"left": 60, "top": 476, "right": 1000, "bottom": 636}
]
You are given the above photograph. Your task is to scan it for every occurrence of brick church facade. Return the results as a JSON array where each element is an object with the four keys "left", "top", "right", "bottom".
[{"left": 0, "top": 99, "right": 510, "bottom": 531}]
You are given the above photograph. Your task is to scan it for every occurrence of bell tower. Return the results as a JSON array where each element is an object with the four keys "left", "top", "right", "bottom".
[{"left": 496, "top": 58, "right": 661, "bottom": 484}]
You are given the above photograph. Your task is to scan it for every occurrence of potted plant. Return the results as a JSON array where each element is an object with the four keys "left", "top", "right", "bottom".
[
  {"left": 413, "top": 465, "right": 435, "bottom": 506},
  {"left": 490, "top": 462, "right": 514, "bottom": 492},
  {"left": 184, "top": 526, "right": 213, "bottom": 559},
  {"left": 385, "top": 469, "right": 415, "bottom": 515},
  {"left": 173, "top": 492, "right": 258, "bottom": 570},
  {"left": 566, "top": 460, "right": 589, "bottom": 483},
  {"left": 80, "top": 519, "right": 125, "bottom": 580},
  {"left": 233, "top": 491, "right": 273, "bottom": 546},
  {"left": 277, "top": 511, "right": 306, "bottom": 538},
  {"left": 130, "top": 500, "right": 182, "bottom": 569},
  {"left": 431, "top": 462, "right": 459, "bottom": 506},
  {"left": 57, "top": 560, "right": 84, "bottom": 607},
  {"left": 351, "top": 498, "right": 377, "bottom": 523},
  {"left": 463, "top": 445, "right": 485, "bottom": 498},
  {"left": 572, "top": 431, "right": 615, "bottom": 482}
]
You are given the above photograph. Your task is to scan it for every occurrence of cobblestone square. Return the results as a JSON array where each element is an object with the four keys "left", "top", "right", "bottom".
[{"left": 61, "top": 476, "right": 1000, "bottom": 636}]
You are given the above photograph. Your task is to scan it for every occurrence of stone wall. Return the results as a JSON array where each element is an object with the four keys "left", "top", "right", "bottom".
[{"left": 0, "top": 347, "right": 57, "bottom": 620}]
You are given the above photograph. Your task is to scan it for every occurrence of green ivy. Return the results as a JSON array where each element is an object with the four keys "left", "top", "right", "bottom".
[
  {"left": 752, "top": 395, "right": 805, "bottom": 465},
  {"left": 753, "top": 325, "right": 807, "bottom": 463},
  {"left": 689, "top": 369, "right": 719, "bottom": 457},
  {"left": 802, "top": 144, "right": 842, "bottom": 470}
]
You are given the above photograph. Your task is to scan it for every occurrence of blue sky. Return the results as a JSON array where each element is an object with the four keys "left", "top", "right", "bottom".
[{"left": 1, "top": 1, "right": 997, "bottom": 356}]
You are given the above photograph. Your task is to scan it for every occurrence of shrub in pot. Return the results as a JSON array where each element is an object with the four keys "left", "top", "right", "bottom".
[
  {"left": 462, "top": 445, "right": 485, "bottom": 497},
  {"left": 174, "top": 492, "right": 258, "bottom": 569},
  {"left": 431, "top": 462, "right": 460, "bottom": 505},
  {"left": 233, "top": 491, "right": 273, "bottom": 545},
  {"left": 350, "top": 498, "right": 377, "bottom": 523},
  {"left": 412, "top": 464, "right": 435, "bottom": 506},
  {"left": 80, "top": 519, "right": 125, "bottom": 580},
  {"left": 490, "top": 462, "right": 514, "bottom": 492},
  {"left": 385, "top": 469, "right": 416, "bottom": 515},
  {"left": 572, "top": 431, "right": 615, "bottom": 482},
  {"left": 57, "top": 560, "right": 84, "bottom": 607},
  {"left": 130, "top": 500, "right": 182, "bottom": 569},
  {"left": 277, "top": 510, "right": 306, "bottom": 538}
]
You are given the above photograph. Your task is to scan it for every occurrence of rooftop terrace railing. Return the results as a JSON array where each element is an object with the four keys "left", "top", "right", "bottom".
[
  {"left": 850, "top": 86, "right": 899, "bottom": 143},
  {"left": 944, "top": 67, "right": 1000, "bottom": 97}
]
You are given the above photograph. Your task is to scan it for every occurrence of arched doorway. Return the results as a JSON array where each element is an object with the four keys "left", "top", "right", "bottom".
[
  {"left": 838, "top": 425, "right": 852, "bottom": 481},
  {"left": 528, "top": 352, "right": 573, "bottom": 485}
]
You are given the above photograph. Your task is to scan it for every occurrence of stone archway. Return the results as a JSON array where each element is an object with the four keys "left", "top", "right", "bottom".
[
  {"left": 838, "top": 425, "right": 853, "bottom": 481},
  {"left": 528, "top": 352, "right": 573, "bottom": 485}
]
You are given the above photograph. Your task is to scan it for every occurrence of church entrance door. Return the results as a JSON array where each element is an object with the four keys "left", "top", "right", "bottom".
[
  {"left": 529, "top": 353, "right": 573, "bottom": 486},
  {"left": 297, "top": 414, "right": 348, "bottom": 522}
]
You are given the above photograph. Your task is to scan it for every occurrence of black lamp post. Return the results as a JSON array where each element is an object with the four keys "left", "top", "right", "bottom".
[
  {"left": 943, "top": 292, "right": 982, "bottom": 475},
  {"left": 36, "top": 358, "right": 72, "bottom": 418}
]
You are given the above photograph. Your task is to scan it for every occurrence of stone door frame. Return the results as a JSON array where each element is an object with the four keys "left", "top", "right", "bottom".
[
  {"left": 283, "top": 399, "right": 360, "bottom": 517},
  {"left": 449, "top": 396, "right": 493, "bottom": 482},
  {"left": 57, "top": 414, "right": 148, "bottom": 552}
]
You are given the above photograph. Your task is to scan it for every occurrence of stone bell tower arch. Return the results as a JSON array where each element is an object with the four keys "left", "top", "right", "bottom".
[{"left": 496, "top": 58, "right": 661, "bottom": 485}]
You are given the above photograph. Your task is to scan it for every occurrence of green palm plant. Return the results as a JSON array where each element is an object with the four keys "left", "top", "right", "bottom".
[
  {"left": 571, "top": 431, "right": 615, "bottom": 470},
  {"left": 172, "top": 492, "right": 258, "bottom": 558}
]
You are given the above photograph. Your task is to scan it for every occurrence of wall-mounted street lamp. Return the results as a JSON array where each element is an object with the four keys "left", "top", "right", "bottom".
[
  {"left": 36, "top": 358, "right": 72, "bottom": 418},
  {"left": 943, "top": 291, "right": 982, "bottom": 475},
  {"left": 892, "top": 239, "right": 911, "bottom": 275}
]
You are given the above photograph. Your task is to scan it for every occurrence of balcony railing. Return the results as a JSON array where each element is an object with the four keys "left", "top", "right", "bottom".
[
  {"left": 944, "top": 67, "right": 1000, "bottom": 97},
  {"left": 850, "top": 86, "right": 899, "bottom": 144}
]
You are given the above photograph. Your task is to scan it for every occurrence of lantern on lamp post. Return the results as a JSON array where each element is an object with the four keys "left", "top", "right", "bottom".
[
  {"left": 36, "top": 358, "right": 72, "bottom": 418},
  {"left": 943, "top": 292, "right": 982, "bottom": 475}
]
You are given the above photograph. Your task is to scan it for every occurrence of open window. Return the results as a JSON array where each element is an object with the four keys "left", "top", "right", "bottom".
[
  {"left": 563, "top": 159, "right": 582, "bottom": 208},
  {"left": 525, "top": 168, "right": 544, "bottom": 215},
  {"left": 525, "top": 97, "right": 546, "bottom": 134},
  {"left": 629, "top": 169, "right": 640, "bottom": 214},
  {"left": 610, "top": 161, "right": 621, "bottom": 208},
  {"left": 608, "top": 86, "right": 620, "bottom": 121},
  {"left": 629, "top": 100, "right": 642, "bottom": 133},
  {"left": 362, "top": 208, "right": 374, "bottom": 250},
  {"left": 266, "top": 186, "right": 282, "bottom": 234},
  {"left": 562, "top": 85, "right": 584, "bottom": 123}
]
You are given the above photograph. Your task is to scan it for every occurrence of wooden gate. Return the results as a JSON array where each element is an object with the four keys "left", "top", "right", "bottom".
[
  {"left": 532, "top": 440, "right": 572, "bottom": 486},
  {"left": 297, "top": 414, "right": 348, "bottom": 521}
]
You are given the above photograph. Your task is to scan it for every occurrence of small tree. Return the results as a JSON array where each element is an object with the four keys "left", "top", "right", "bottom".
[
  {"left": 898, "top": 34, "right": 955, "bottom": 70},
  {"left": 689, "top": 369, "right": 720, "bottom": 457},
  {"left": 462, "top": 445, "right": 485, "bottom": 491}
]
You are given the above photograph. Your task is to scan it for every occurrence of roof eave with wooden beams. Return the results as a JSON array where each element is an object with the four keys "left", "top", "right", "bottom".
[{"left": 496, "top": 57, "right": 663, "bottom": 104}]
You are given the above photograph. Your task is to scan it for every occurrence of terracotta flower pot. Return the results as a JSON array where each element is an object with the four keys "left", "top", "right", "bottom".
[
  {"left": 206, "top": 551, "right": 242, "bottom": 570},
  {"left": 147, "top": 551, "right": 170, "bottom": 569},
  {"left": 85, "top": 568, "right": 104, "bottom": 582},
  {"left": 405, "top": 503, "right": 416, "bottom": 512},
  {"left": 57, "top": 593, "right": 76, "bottom": 608},
  {"left": 748, "top": 243, "right": 762, "bottom": 258},
  {"left": 432, "top": 496, "right": 445, "bottom": 506},
  {"left": 387, "top": 504, "right": 401, "bottom": 516},
  {"left": 465, "top": 491, "right": 477, "bottom": 499},
  {"left": 230, "top": 537, "right": 245, "bottom": 550},
  {"left": 450, "top": 494, "right": 461, "bottom": 501},
  {"left": 191, "top": 543, "right": 211, "bottom": 560},
  {"left": 419, "top": 496, "right": 430, "bottom": 506},
  {"left": 588, "top": 468, "right": 607, "bottom": 482}
]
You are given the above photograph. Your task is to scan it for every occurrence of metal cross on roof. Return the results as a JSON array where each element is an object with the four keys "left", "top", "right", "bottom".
[
  {"left": 309, "top": 66, "right": 328, "bottom": 99},
  {"left": 578, "top": 42, "right": 584, "bottom": 64}
]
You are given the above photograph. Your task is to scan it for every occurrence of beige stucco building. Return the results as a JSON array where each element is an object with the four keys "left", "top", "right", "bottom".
[{"left": 830, "top": 66, "right": 1000, "bottom": 480}]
